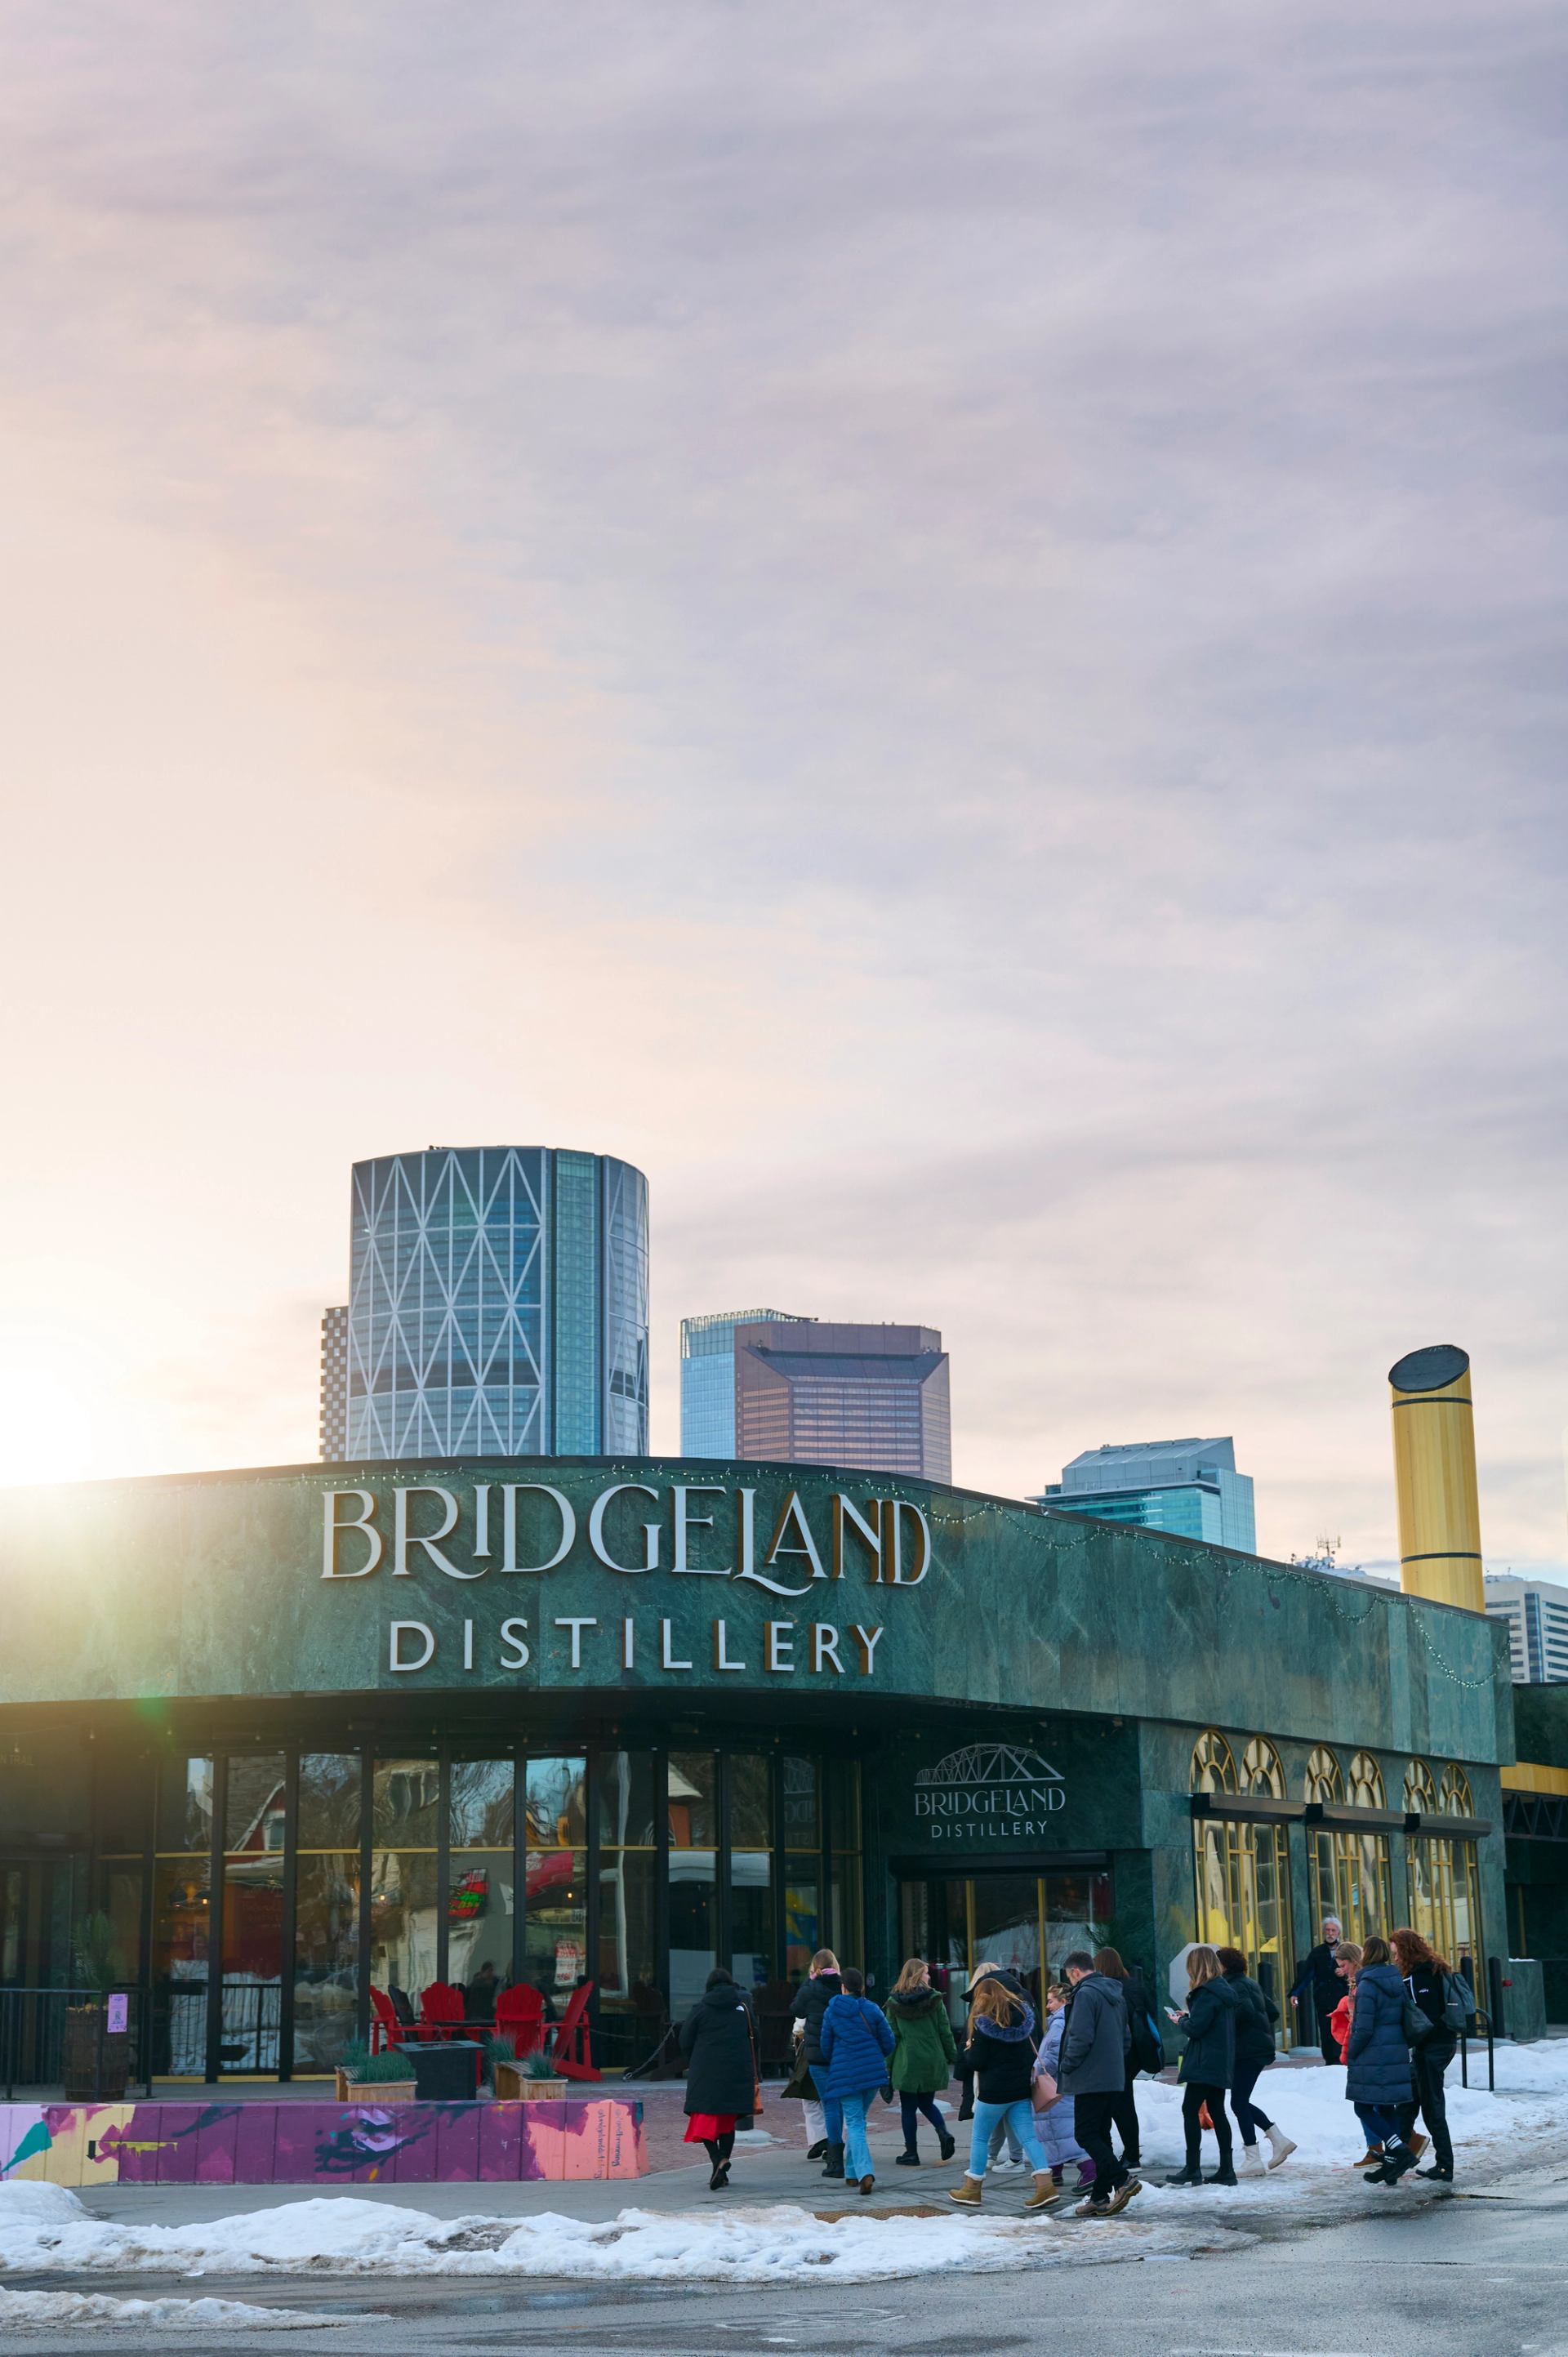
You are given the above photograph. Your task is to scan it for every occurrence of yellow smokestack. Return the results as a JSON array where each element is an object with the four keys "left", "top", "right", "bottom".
[{"left": 1388, "top": 1343, "right": 1484, "bottom": 1612}]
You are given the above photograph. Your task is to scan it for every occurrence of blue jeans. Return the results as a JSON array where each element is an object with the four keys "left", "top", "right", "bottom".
[
  {"left": 841, "top": 2088, "right": 875, "bottom": 2179},
  {"left": 809, "top": 2064, "right": 843, "bottom": 2145},
  {"left": 1358, "top": 2104, "right": 1405, "bottom": 2147},
  {"left": 968, "top": 2098, "right": 1048, "bottom": 2178}
]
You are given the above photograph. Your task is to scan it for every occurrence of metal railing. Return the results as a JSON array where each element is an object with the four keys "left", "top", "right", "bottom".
[{"left": 1, "top": 1985, "right": 151, "bottom": 2101}]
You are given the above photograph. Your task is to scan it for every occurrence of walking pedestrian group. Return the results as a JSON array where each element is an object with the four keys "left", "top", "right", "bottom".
[{"left": 676, "top": 1919, "right": 1468, "bottom": 2200}]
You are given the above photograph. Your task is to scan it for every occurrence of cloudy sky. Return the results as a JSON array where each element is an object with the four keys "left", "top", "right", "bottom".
[{"left": 0, "top": 3, "right": 1562, "bottom": 1573}]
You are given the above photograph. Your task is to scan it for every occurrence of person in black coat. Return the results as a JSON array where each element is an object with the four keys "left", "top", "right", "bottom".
[
  {"left": 1390, "top": 1927, "right": 1458, "bottom": 2181},
  {"left": 1165, "top": 1946, "right": 1241, "bottom": 2185},
  {"left": 679, "top": 1967, "right": 758, "bottom": 2190},
  {"left": 788, "top": 1948, "right": 843, "bottom": 2165},
  {"left": 1289, "top": 1917, "right": 1345, "bottom": 2061},
  {"left": 1093, "top": 1945, "right": 1152, "bottom": 2171},
  {"left": 1217, "top": 1945, "right": 1295, "bottom": 2174}
]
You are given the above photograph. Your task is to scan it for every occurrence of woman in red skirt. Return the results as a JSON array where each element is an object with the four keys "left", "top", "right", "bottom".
[{"left": 680, "top": 1967, "right": 760, "bottom": 2190}]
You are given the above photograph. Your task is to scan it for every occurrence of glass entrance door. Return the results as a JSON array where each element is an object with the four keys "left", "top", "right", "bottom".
[{"left": 900, "top": 1867, "right": 1115, "bottom": 2027}]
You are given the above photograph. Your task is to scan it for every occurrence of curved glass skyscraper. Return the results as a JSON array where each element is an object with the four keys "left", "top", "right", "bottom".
[{"left": 342, "top": 1147, "right": 648, "bottom": 1460}]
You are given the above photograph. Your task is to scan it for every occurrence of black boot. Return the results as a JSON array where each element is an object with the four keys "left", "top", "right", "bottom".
[
  {"left": 895, "top": 2147, "right": 920, "bottom": 2166},
  {"left": 1205, "top": 2164, "right": 1238, "bottom": 2185},
  {"left": 1164, "top": 2166, "right": 1203, "bottom": 2185},
  {"left": 938, "top": 2130, "right": 956, "bottom": 2160},
  {"left": 805, "top": 2139, "right": 828, "bottom": 2160},
  {"left": 821, "top": 2141, "right": 845, "bottom": 2179}
]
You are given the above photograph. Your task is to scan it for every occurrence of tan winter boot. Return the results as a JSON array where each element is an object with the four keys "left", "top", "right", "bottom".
[
  {"left": 947, "top": 2173, "right": 984, "bottom": 2208},
  {"left": 1024, "top": 2170, "right": 1059, "bottom": 2209}
]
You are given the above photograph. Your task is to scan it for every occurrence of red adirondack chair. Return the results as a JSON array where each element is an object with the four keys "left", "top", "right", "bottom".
[
  {"left": 419, "top": 1981, "right": 467, "bottom": 2042},
  {"left": 369, "top": 1985, "right": 420, "bottom": 2055},
  {"left": 543, "top": 1981, "right": 600, "bottom": 2080},
  {"left": 495, "top": 1983, "right": 546, "bottom": 2056}
]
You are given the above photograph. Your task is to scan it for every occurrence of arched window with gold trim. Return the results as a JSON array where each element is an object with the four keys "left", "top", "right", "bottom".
[
  {"left": 1404, "top": 1759, "right": 1438, "bottom": 1814},
  {"left": 1191, "top": 1731, "right": 1238, "bottom": 1795},
  {"left": 1192, "top": 1731, "right": 1296, "bottom": 2041},
  {"left": 1304, "top": 1744, "right": 1391, "bottom": 1946},
  {"left": 1411, "top": 1763, "right": 1482, "bottom": 1970},
  {"left": 1241, "top": 1737, "right": 1285, "bottom": 1798}
]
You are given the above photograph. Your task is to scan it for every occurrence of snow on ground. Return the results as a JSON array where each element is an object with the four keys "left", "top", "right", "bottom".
[
  {"left": 0, "top": 2286, "right": 366, "bottom": 2330},
  {"left": 0, "top": 2046, "right": 1563, "bottom": 2286}
]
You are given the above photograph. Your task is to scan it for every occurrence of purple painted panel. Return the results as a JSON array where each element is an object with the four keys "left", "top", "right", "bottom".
[
  {"left": 477, "top": 2102, "right": 527, "bottom": 2182},
  {"left": 387, "top": 2103, "right": 439, "bottom": 2182},
  {"left": 234, "top": 2106, "right": 277, "bottom": 2185},
  {"left": 193, "top": 2107, "right": 240, "bottom": 2185},
  {"left": 434, "top": 2105, "right": 481, "bottom": 2181},
  {"left": 152, "top": 2105, "right": 205, "bottom": 2184},
  {"left": 99, "top": 2105, "right": 164, "bottom": 2185}
]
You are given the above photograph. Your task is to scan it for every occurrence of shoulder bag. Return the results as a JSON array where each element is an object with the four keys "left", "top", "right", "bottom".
[
  {"left": 1401, "top": 1995, "right": 1434, "bottom": 2045},
  {"left": 746, "top": 2007, "right": 765, "bottom": 2116}
]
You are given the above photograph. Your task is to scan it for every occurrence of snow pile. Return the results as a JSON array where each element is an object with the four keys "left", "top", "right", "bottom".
[
  {"left": 0, "top": 2286, "right": 364, "bottom": 2330},
  {"left": 0, "top": 2191, "right": 479, "bottom": 2278},
  {"left": 1125, "top": 2037, "right": 1568, "bottom": 2212}
]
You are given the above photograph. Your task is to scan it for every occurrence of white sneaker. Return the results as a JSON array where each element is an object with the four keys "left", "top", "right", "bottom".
[{"left": 989, "top": 2155, "right": 1020, "bottom": 2173}]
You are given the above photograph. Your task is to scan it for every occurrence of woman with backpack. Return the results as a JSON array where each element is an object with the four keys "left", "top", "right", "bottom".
[
  {"left": 1391, "top": 1927, "right": 1461, "bottom": 2182},
  {"left": 1093, "top": 1945, "right": 1158, "bottom": 2172},
  {"left": 1164, "top": 1945, "right": 1241, "bottom": 2186},
  {"left": 788, "top": 1948, "right": 842, "bottom": 2167},
  {"left": 947, "top": 1975, "right": 1058, "bottom": 2210},
  {"left": 1216, "top": 1946, "right": 1295, "bottom": 2173},
  {"left": 818, "top": 1967, "right": 895, "bottom": 2194},
  {"left": 887, "top": 1957, "right": 958, "bottom": 2165},
  {"left": 1345, "top": 1936, "right": 1420, "bottom": 2185}
]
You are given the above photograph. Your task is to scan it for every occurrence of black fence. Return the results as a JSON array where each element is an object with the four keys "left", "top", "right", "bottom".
[{"left": 1, "top": 1986, "right": 151, "bottom": 2101}]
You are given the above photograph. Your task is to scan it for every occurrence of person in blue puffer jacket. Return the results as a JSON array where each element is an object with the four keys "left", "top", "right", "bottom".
[
  {"left": 1345, "top": 1936, "right": 1419, "bottom": 2185},
  {"left": 818, "top": 1968, "right": 895, "bottom": 2194}
]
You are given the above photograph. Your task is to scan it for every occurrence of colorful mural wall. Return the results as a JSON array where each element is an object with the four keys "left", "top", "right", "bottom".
[{"left": 0, "top": 2097, "right": 644, "bottom": 2187}]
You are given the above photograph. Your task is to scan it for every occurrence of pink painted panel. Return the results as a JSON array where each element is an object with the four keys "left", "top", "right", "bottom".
[
  {"left": 193, "top": 2106, "right": 240, "bottom": 2185},
  {"left": 151, "top": 2105, "right": 205, "bottom": 2184},
  {"left": 434, "top": 2105, "right": 481, "bottom": 2181},
  {"left": 477, "top": 2101, "right": 528, "bottom": 2180},
  {"left": 234, "top": 2106, "right": 277, "bottom": 2184}
]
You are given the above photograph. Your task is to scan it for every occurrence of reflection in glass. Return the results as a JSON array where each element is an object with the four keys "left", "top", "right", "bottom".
[
  {"left": 523, "top": 1847, "right": 586, "bottom": 2012},
  {"left": 157, "top": 1757, "right": 214, "bottom": 1853},
  {"left": 369, "top": 1851, "right": 439, "bottom": 1995},
  {"left": 728, "top": 1755, "right": 774, "bottom": 1989},
  {"left": 293, "top": 1853, "right": 359, "bottom": 2073},
  {"left": 151, "top": 1857, "right": 210, "bottom": 2074},
  {"left": 372, "top": 1758, "right": 439, "bottom": 1847},
  {"left": 299, "top": 1755, "right": 361, "bottom": 1850},
  {"left": 597, "top": 1752, "right": 660, "bottom": 2070},
  {"left": 669, "top": 1753, "right": 716, "bottom": 2014},
  {"left": 449, "top": 1759, "right": 514, "bottom": 1850},
  {"left": 220, "top": 1753, "right": 287, "bottom": 2072},
  {"left": 447, "top": 1853, "right": 515, "bottom": 2002},
  {"left": 526, "top": 1758, "right": 586, "bottom": 1848},
  {"left": 782, "top": 1758, "right": 821, "bottom": 1982}
]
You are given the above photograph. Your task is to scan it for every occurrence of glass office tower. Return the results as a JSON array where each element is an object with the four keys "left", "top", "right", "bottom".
[
  {"left": 344, "top": 1147, "right": 648, "bottom": 1459},
  {"left": 679, "top": 1310, "right": 809, "bottom": 1457},
  {"left": 1036, "top": 1437, "right": 1256, "bottom": 1555}
]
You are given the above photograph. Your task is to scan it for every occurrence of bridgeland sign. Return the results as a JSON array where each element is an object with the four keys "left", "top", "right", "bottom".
[{"left": 321, "top": 1476, "right": 932, "bottom": 1684}]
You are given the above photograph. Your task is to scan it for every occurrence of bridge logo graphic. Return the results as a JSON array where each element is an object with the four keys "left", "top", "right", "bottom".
[{"left": 913, "top": 1742, "right": 1066, "bottom": 1837}]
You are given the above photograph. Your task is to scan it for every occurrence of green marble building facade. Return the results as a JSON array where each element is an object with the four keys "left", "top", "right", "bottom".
[{"left": 0, "top": 1458, "right": 1511, "bottom": 2080}]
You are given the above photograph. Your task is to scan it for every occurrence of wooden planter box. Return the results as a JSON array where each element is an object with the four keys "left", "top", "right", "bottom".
[
  {"left": 337, "top": 2075, "right": 417, "bottom": 2104},
  {"left": 61, "top": 2009, "right": 131, "bottom": 2102},
  {"left": 494, "top": 2061, "right": 568, "bottom": 2101}
]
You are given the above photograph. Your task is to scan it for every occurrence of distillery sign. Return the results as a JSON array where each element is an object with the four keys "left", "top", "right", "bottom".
[
  {"left": 913, "top": 1742, "right": 1066, "bottom": 1841},
  {"left": 319, "top": 1477, "right": 932, "bottom": 1684}
]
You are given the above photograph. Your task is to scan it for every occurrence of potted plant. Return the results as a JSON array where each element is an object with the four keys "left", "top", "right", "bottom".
[
  {"left": 494, "top": 2046, "right": 568, "bottom": 2102},
  {"left": 482, "top": 2034, "right": 514, "bottom": 2092},
  {"left": 333, "top": 2038, "right": 371, "bottom": 2102},
  {"left": 341, "top": 2047, "right": 418, "bottom": 2104},
  {"left": 62, "top": 1914, "right": 131, "bottom": 2101}
]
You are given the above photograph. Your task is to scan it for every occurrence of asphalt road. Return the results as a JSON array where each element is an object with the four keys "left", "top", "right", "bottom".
[{"left": 7, "top": 2157, "right": 1568, "bottom": 2355}]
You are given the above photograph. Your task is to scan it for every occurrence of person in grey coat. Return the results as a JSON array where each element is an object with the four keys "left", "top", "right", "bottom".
[
  {"left": 1345, "top": 1936, "right": 1419, "bottom": 2185},
  {"left": 1057, "top": 1949, "right": 1137, "bottom": 2215}
]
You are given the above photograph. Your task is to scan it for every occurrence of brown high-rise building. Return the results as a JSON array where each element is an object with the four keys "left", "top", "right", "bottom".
[{"left": 733, "top": 1320, "right": 951, "bottom": 1481}]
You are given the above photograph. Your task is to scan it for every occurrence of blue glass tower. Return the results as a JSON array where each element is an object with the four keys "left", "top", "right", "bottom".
[
  {"left": 1036, "top": 1437, "right": 1256, "bottom": 1554},
  {"left": 680, "top": 1310, "right": 809, "bottom": 1457},
  {"left": 344, "top": 1147, "right": 648, "bottom": 1459}
]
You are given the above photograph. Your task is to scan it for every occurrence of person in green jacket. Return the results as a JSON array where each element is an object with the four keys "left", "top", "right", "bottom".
[{"left": 887, "top": 1956, "right": 959, "bottom": 2164}]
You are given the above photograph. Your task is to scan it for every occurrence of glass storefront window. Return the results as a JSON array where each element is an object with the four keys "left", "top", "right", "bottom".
[
  {"left": 899, "top": 1869, "right": 1116, "bottom": 2018},
  {"left": 151, "top": 1856, "right": 211, "bottom": 2074},
  {"left": 157, "top": 1755, "right": 214, "bottom": 1853},
  {"left": 220, "top": 1753, "right": 286, "bottom": 2073},
  {"left": 1193, "top": 1818, "right": 1296, "bottom": 2026},
  {"left": 1411, "top": 1837, "right": 1483, "bottom": 1975},
  {"left": 448, "top": 1758, "right": 516, "bottom": 2008},
  {"left": 597, "top": 1751, "right": 660, "bottom": 2070},
  {"left": 669, "top": 1751, "right": 716, "bottom": 2015},
  {"left": 370, "top": 1758, "right": 438, "bottom": 2004},
  {"left": 524, "top": 1756, "right": 587, "bottom": 2016},
  {"left": 782, "top": 1757, "right": 822, "bottom": 1985},
  {"left": 293, "top": 1755, "right": 360, "bottom": 2074},
  {"left": 827, "top": 1759, "right": 862, "bottom": 1968},
  {"left": 1307, "top": 1827, "right": 1392, "bottom": 1948}
]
